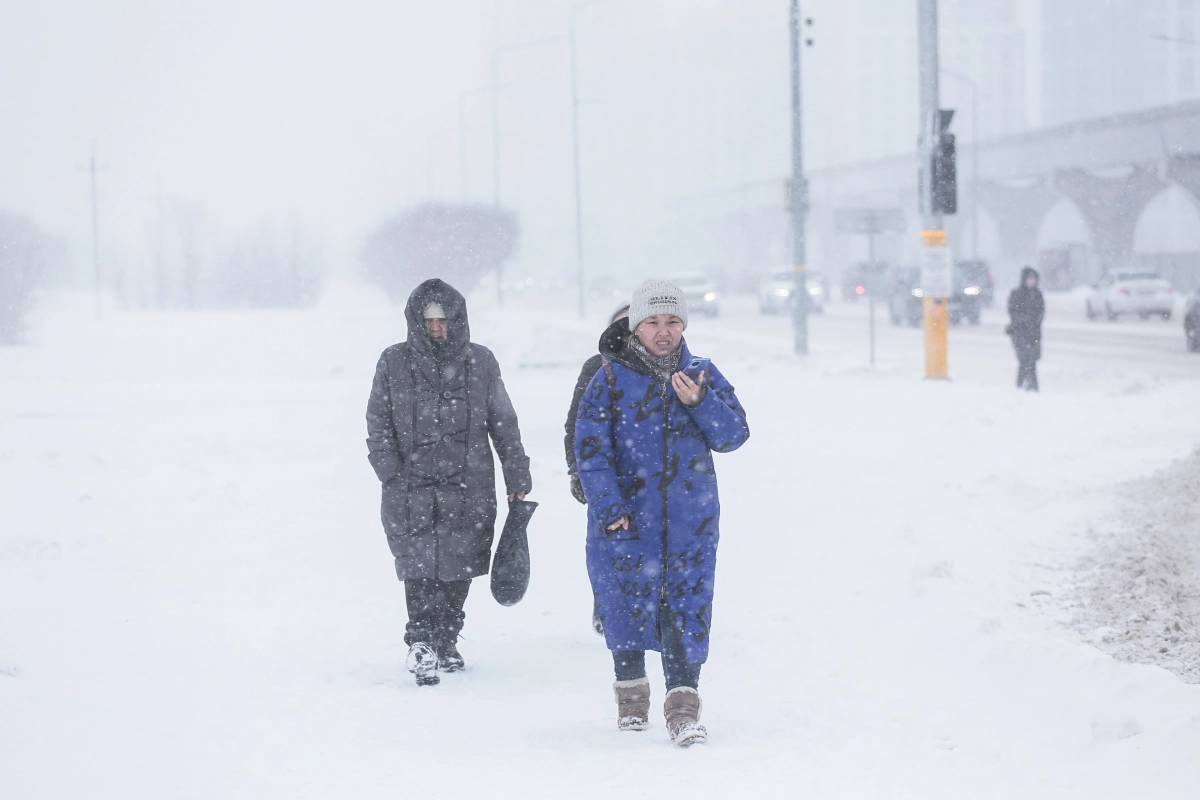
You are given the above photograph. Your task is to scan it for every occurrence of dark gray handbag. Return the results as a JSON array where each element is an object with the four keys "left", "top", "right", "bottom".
[{"left": 490, "top": 499, "right": 537, "bottom": 606}]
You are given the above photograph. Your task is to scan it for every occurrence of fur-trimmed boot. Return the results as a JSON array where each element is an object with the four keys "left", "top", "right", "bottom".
[
  {"left": 663, "top": 686, "right": 706, "bottom": 746},
  {"left": 613, "top": 678, "right": 651, "bottom": 731}
]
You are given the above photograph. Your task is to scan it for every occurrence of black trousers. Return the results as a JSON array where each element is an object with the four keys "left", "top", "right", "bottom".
[
  {"left": 404, "top": 578, "right": 471, "bottom": 647},
  {"left": 612, "top": 598, "right": 702, "bottom": 691},
  {"left": 1017, "top": 358, "right": 1038, "bottom": 391}
]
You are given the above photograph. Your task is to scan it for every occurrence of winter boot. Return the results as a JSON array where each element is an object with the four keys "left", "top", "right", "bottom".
[
  {"left": 663, "top": 686, "right": 706, "bottom": 746},
  {"left": 435, "top": 640, "right": 465, "bottom": 673},
  {"left": 405, "top": 642, "right": 440, "bottom": 686},
  {"left": 613, "top": 678, "right": 651, "bottom": 731}
]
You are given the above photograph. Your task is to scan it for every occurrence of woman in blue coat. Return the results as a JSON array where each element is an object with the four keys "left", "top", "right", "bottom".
[{"left": 575, "top": 278, "right": 749, "bottom": 746}]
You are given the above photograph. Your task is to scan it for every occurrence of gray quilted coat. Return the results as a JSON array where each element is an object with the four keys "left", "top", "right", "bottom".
[{"left": 366, "top": 279, "right": 531, "bottom": 581}]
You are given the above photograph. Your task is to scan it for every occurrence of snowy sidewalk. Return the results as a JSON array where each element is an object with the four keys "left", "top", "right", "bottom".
[{"left": 2, "top": 284, "right": 1199, "bottom": 799}]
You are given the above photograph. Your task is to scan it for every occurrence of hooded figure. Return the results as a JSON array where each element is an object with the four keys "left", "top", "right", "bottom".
[
  {"left": 565, "top": 302, "right": 632, "bottom": 500},
  {"left": 565, "top": 303, "right": 632, "bottom": 637},
  {"left": 1007, "top": 266, "right": 1044, "bottom": 391},
  {"left": 366, "top": 278, "right": 531, "bottom": 685}
]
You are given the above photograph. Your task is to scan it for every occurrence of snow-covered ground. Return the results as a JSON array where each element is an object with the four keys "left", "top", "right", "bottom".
[{"left": 2, "top": 280, "right": 1199, "bottom": 799}]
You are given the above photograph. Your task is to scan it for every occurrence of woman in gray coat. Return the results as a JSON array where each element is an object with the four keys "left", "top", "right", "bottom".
[{"left": 366, "top": 279, "right": 531, "bottom": 685}]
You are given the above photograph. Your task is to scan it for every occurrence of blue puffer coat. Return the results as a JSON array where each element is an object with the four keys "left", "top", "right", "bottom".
[{"left": 574, "top": 342, "right": 749, "bottom": 664}]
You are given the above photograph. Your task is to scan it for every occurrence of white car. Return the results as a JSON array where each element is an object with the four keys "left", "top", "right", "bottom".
[
  {"left": 669, "top": 273, "right": 719, "bottom": 317},
  {"left": 1086, "top": 271, "right": 1175, "bottom": 321},
  {"left": 757, "top": 269, "right": 825, "bottom": 314}
]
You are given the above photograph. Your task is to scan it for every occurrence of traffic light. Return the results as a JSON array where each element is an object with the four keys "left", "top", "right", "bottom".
[{"left": 931, "top": 110, "right": 957, "bottom": 215}]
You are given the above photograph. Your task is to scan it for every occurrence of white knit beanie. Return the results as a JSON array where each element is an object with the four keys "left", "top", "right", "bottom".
[{"left": 628, "top": 278, "right": 688, "bottom": 332}]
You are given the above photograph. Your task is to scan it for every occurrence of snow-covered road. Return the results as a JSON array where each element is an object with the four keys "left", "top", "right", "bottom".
[{"left": 2, "top": 282, "right": 1198, "bottom": 799}]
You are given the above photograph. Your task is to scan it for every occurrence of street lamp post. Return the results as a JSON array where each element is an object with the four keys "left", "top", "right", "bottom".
[
  {"left": 570, "top": 0, "right": 614, "bottom": 319},
  {"left": 490, "top": 34, "right": 564, "bottom": 305},
  {"left": 941, "top": 68, "right": 978, "bottom": 260}
]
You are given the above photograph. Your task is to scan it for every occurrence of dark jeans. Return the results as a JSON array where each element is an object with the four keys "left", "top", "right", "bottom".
[
  {"left": 404, "top": 578, "right": 471, "bottom": 647},
  {"left": 1017, "top": 358, "right": 1038, "bottom": 391},
  {"left": 612, "top": 599, "right": 702, "bottom": 691}
]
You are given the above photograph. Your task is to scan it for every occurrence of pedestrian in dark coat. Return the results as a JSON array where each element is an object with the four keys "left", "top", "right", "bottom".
[
  {"left": 565, "top": 302, "right": 631, "bottom": 636},
  {"left": 565, "top": 302, "right": 631, "bottom": 504},
  {"left": 575, "top": 278, "right": 749, "bottom": 746},
  {"left": 1007, "top": 266, "right": 1045, "bottom": 391},
  {"left": 366, "top": 278, "right": 531, "bottom": 685}
]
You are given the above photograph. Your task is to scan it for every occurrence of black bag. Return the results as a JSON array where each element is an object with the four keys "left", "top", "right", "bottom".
[{"left": 490, "top": 499, "right": 537, "bottom": 606}]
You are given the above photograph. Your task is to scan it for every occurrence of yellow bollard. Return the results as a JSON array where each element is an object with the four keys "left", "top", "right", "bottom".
[{"left": 923, "top": 296, "right": 948, "bottom": 378}]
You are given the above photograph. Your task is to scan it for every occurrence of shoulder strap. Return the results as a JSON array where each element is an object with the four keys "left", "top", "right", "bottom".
[
  {"left": 599, "top": 356, "right": 619, "bottom": 414},
  {"left": 600, "top": 356, "right": 616, "bottom": 391}
]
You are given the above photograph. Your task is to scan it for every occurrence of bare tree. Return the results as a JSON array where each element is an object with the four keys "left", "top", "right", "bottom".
[
  {"left": 0, "top": 211, "right": 48, "bottom": 344},
  {"left": 361, "top": 203, "right": 520, "bottom": 301}
]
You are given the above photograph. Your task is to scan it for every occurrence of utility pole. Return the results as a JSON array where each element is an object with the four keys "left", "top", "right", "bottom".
[
  {"left": 918, "top": 0, "right": 951, "bottom": 379},
  {"left": 789, "top": 0, "right": 809, "bottom": 355},
  {"left": 570, "top": 0, "right": 611, "bottom": 320},
  {"left": 491, "top": 35, "right": 564, "bottom": 307},
  {"left": 89, "top": 140, "right": 102, "bottom": 321}
]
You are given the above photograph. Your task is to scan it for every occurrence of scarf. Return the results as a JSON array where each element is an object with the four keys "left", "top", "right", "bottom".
[{"left": 626, "top": 336, "right": 682, "bottom": 384}]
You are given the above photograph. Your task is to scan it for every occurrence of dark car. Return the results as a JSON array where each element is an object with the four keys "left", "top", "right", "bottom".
[
  {"left": 950, "top": 263, "right": 984, "bottom": 325},
  {"left": 955, "top": 260, "right": 995, "bottom": 307},
  {"left": 886, "top": 266, "right": 925, "bottom": 326},
  {"left": 887, "top": 265, "right": 976, "bottom": 326},
  {"left": 1185, "top": 288, "right": 1200, "bottom": 353}
]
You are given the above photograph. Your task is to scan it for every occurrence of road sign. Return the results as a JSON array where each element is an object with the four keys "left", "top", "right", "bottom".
[
  {"left": 920, "top": 241, "right": 953, "bottom": 298},
  {"left": 835, "top": 208, "right": 906, "bottom": 235}
]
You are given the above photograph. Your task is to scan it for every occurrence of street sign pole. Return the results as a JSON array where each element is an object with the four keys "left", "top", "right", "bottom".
[
  {"left": 835, "top": 208, "right": 904, "bottom": 368},
  {"left": 867, "top": 231, "right": 876, "bottom": 368}
]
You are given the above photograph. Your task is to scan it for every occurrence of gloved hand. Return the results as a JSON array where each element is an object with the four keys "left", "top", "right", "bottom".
[{"left": 569, "top": 472, "right": 587, "bottom": 505}]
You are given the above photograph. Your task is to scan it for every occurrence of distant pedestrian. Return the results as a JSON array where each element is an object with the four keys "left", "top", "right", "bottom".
[
  {"left": 564, "top": 302, "right": 631, "bottom": 636},
  {"left": 574, "top": 278, "right": 749, "bottom": 746},
  {"left": 1007, "top": 266, "right": 1044, "bottom": 391},
  {"left": 366, "top": 279, "right": 532, "bottom": 687}
]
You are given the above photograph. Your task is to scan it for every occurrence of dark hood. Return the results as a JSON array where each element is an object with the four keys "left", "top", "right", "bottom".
[
  {"left": 1019, "top": 266, "right": 1040, "bottom": 286},
  {"left": 405, "top": 278, "right": 470, "bottom": 357},
  {"left": 597, "top": 317, "right": 630, "bottom": 356}
]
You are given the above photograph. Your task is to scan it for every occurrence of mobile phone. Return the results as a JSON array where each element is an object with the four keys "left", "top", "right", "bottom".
[{"left": 683, "top": 357, "right": 711, "bottom": 383}]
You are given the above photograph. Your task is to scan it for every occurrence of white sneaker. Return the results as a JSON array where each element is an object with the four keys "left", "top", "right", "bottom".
[{"left": 406, "top": 642, "right": 440, "bottom": 686}]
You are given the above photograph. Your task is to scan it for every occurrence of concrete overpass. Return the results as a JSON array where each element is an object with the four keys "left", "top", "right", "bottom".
[{"left": 809, "top": 100, "right": 1200, "bottom": 285}]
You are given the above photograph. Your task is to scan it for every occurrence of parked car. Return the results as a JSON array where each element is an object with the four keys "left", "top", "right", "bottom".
[
  {"left": 669, "top": 272, "right": 720, "bottom": 317},
  {"left": 950, "top": 263, "right": 983, "bottom": 325},
  {"left": 1185, "top": 288, "right": 1200, "bottom": 352},
  {"left": 887, "top": 265, "right": 974, "bottom": 326},
  {"left": 1085, "top": 271, "right": 1175, "bottom": 321},
  {"left": 886, "top": 266, "right": 926, "bottom": 326},
  {"left": 955, "top": 260, "right": 995, "bottom": 307},
  {"left": 757, "top": 269, "right": 827, "bottom": 314}
]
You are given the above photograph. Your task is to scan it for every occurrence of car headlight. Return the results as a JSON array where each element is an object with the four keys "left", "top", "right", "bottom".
[
  {"left": 911, "top": 288, "right": 924, "bottom": 297},
  {"left": 773, "top": 288, "right": 790, "bottom": 297},
  {"left": 963, "top": 286, "right": 981, "bottom": 296},
  {"left": 703, "top": 292, "right": 717, "bottom": 302},
  {"left": 808, "top": 286, "right": 822, "bottom": 295}
]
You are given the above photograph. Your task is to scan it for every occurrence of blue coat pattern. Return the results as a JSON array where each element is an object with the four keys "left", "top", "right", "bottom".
[{"left": 574, "top": 343, "right": 749, "bottom": 664}]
